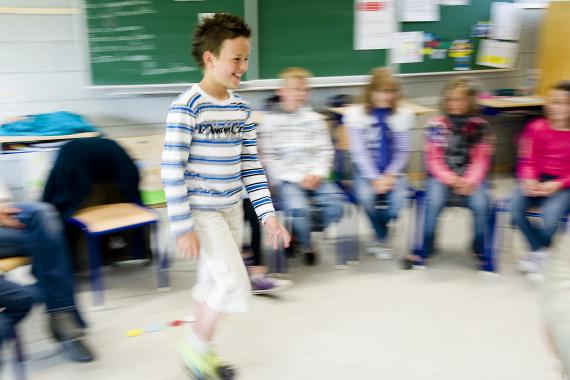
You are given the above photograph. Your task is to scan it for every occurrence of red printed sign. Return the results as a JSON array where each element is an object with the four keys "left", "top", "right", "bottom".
[{"left": 357, "top": 2, "right": 385, "bottom": 12}]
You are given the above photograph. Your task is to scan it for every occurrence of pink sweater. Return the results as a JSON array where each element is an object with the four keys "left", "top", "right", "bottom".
[
  {"left": 517, "top": 118, "right": 570, "bottom": 189},
  {"left": 425, "top": 115, "right": 494, "bottom": 186}
]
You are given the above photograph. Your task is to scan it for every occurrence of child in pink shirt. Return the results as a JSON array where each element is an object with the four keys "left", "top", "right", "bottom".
[{"left": 511, "top": 81, "right": 570, "bottom": 281}]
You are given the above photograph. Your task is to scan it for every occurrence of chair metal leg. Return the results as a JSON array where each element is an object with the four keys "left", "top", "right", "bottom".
[
  {"left": 411, "top": 190, "right": 426, "bottom": 257},
  {"left": 347, "top": 204, "right": 360, "bottom": 263},
  {"left": 151, "top": 223, "right": 170, "bottom": 290},
  {"left": 86, "top": 235, "right": 104, "bottom": 307},
  {"left": 267, "top": 211, "right": 289, "bottom": 275},
  {"left": 13, "top": 331, "right": 26, "bottom": 380},
  {"left": 277, "top": 211, "right": 290, "bottom": 275},
  {"left": 132, "top": 227, "right": 145, "bottom": 260},
  {"left": 334, "top": 205, "right": 352, "bottom": 265},
  {"left": 405, "top": 193, "right": 417, "bottom": 257},
  {"left": 482, "top": 204, "right": 498, "bottom": 273},
  {"left": 495, "top": 201, "right": 514, "bottom": 266}
]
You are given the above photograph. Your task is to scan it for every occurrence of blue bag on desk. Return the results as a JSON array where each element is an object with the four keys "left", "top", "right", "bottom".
[{"left": 0, "top": 111, "right": 97, "bottom": 136}]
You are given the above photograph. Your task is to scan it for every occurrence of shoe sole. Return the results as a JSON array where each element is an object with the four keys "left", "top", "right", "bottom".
[
  {"left": 478, "top": 271, "right": 499, "bottom": 278},
  {"left": 182, "top": 361, "right": 235, "bottom": 380},
  {"left": 517, "top": 260, "right": 537, "bottom": 273},
  {"left": 527, "top": 272, "right": 544, "bottom": 283},
  {"left": 252, "top": 281, "right": 293, "bottom": 295}
]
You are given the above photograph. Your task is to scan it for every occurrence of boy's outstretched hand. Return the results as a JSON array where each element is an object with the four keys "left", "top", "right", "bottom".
[
  {"left": 0, "top": 204, "right": 24, "bottom": 229},
  {"left": 177, "top": 231, "right": 201, "bottom": 258},
  {"left": 263, "top": 215, "right": 291, "bottom": 250}
]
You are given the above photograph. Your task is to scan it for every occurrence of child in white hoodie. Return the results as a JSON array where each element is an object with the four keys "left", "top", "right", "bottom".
[{"left": 258, "top": 67, "right": 343, "bottom": 265}]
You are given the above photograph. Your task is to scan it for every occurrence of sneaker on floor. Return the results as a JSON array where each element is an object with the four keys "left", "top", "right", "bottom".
[
  {"left": 302, "top": 250, "right": 318, "bottom": 266},
  {"left": 366, "top": 242, "right": 393, "bottom": 260},
  {"left": 527, "top": 272, "right": 544, "bottom": 283},
  {"left": 60, "top": 339, "right": 95, "bottom": 362},
  {"left": 401, "top": 257, "right": 426, "bottom": 270},
  {"left": 251, "top": 275, "right": 293, "bottom": 295},
  {"left": 179, "top": 337, "right": 234, "bottom": 379},
  {"left": 517, "top": 250, "right": 548, "bottom": 275},
  {"left": 204, "top": 350, "right": 236, "bottom": 380}
]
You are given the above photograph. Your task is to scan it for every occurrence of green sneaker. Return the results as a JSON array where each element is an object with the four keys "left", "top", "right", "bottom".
[
  {"left": 178, "top": 336, "right": 217, "bottom": 379},
  {"left": 178, "top": 336, "right": 235, "bottom": 380},
  {"left": 204, "top": 350, "right": 236, "bottom": 380}
]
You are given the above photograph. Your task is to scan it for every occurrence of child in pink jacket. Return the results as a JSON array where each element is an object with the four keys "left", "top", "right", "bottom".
[{"left": 403, "top": 77, "right": 494, "bottom": 272}]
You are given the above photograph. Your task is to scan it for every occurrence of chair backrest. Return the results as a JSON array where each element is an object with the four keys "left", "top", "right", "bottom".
[{"left": 43, "top": 137, "right": 142, "bottom": 219}]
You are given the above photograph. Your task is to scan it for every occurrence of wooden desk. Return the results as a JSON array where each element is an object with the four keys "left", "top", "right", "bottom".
[
  {"left": 478, "top": 96, "right": 545, "bottom": 109},
  {"left": 477, "top": 96, "right": 545, "bottom": 172}
]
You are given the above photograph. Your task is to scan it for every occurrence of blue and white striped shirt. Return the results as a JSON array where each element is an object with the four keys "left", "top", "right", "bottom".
[{"left": 161, "top": 85, "right": 275, "bottom": 236}]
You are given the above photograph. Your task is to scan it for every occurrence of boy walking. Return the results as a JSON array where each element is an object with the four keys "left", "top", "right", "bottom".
[{"left": 161, "top": 13, "right": 290, "bottom": 379}]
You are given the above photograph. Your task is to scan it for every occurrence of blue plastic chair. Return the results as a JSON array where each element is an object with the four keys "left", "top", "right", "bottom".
[{"left": 69, "top": 203, "right": 169, "bottom": 307}]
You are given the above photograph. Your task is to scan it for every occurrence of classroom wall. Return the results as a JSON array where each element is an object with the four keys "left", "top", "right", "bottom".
[{"left": 0, "top": 0, "right": 547, "bottom": 171}]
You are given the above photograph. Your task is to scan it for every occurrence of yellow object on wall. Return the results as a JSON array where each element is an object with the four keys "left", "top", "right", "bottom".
[{"left": 537, "top": 2, "right": 570, "bottom": 95}]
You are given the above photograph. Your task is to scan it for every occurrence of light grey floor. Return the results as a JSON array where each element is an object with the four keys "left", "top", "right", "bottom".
[{"left": 2, "top": 178, "right": 568, "bottom": 380}]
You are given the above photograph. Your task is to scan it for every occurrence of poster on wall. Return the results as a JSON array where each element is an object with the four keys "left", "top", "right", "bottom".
[
  {"left": 477, "top": 39, "right": 519, "bottom": 69},
  {"left": 391, "top": 32, "right": 424, "bottom": 64},
  {"left": 400, "top": 0, "right": 439, "bottom": 22},
  {"left": 354, "top": 0, "right": 397, "bottom": 50},
  {"left": 490, "top": 2, "right": 523, "bottom": 41}
]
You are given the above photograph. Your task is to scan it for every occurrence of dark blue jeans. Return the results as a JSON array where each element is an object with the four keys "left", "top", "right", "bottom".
[
  {"left": 277, "top": 181, "right": 344, "bottom": 250},
  {"left": 421, "top": 178, "right": 491, "bottom": 260},
  {"left": 353, "top": 174, "right": 408, "bottom": 242},
  {"left": 0, "top": 202, "right": 82, "bottom": 320},
  {"left": 0, "top": 278, "right": 34, "bottom": 348},
  {"left": 510, "top": 186, "right": 570, "bottom": 252}
]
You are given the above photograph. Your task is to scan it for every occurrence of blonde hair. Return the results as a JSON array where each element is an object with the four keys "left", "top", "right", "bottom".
[
  {"left": 363, "top": 67, "right": 402, "bottom": 113},
  {"left": 279, "top": 67, "right": 312, "bottom": 82},
  {"left": 440, "top": 77, "right": 480, "bottom": 115}
]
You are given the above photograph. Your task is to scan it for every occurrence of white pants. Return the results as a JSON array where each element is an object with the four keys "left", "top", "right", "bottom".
[{"left": 191, "top": 204, "right": 251, "bottom": 313}]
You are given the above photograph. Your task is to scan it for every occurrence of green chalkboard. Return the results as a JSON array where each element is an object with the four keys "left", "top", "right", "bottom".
[
  {"left": 258, "top": 0, "right": 388, "bottom": 79},
  {"left": 85, "top": 0, "right": 244, "bottom": 86},
  {"left": 400, "top": 0, "right": 514, "bottom": 74},
  {"left": 85, "top": 0, "right": 514, "bottom": 86}
]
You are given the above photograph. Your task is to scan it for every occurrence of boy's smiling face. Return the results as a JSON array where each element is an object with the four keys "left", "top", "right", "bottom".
[{"left": 204, "top": 36, "right": 250, "bottom": 90}]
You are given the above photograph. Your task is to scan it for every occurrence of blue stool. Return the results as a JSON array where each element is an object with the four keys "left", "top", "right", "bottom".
[{"left": 69, "top": 203, "right": 169, "bottom": 307}]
